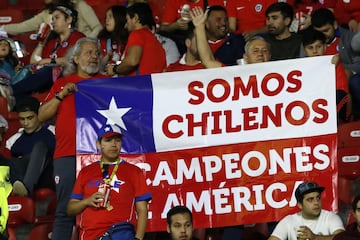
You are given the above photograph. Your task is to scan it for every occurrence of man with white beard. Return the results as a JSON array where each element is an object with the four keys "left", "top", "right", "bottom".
[{"left": 38, "top": 37, "right": 106, "bottom": 240}]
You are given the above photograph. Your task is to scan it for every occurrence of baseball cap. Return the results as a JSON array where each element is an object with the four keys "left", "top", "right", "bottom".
[
  {"left": 295, "top": 181, "right": 325, "bottom": 202},
  {"left": 0, "top": 115, "right": 8, "bottom": 131},
  {"left": 97, "top": 124, "right": 122, "bottom": 140}
]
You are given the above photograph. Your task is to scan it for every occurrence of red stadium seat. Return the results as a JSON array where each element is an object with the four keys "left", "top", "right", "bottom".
[
  {"left": 7, "top": 227, "right": 16, "bottom": 240},
  {"left": 0, "top": 8, "right": 37, "bottom": 65},
  {"left": 28, "top": 189, "right": 57, "bottom": 240},
  {"left": 242, "top": 223, "right": 269, "bottom": 240},
  {"left": 87, "top": 0, "right": 126, "bottom": 7},
  {"left": 337, "top": 120, "right": 360, "bottom": 179},
  {"left": 91, "top": 1, "right": 126, "bottom": 23},
  {"left": 0, "top": 9, "right": 23, "bottom": 25},
  {"left": 34, "top": 188, "right": 56, "bottom": 221},
  {"left": 7, "top": 196, "right": 35, "bottom": 227},
  {"left": 338, "top": 120, "right": 360, "bottom": 148},
  {"left": 34, "top": 197, "right": 56, "bottom": 225},
  {"left": 34, "top": 188, "right": 56, "bottom": 202},
  {"left": 2, "top": 113, "right": 21, "bottom": 147},
  {"left": 338, "top": 177, "right": 353, "bottom": 204},
  {"left": 338, "top": 147, "right": 360, "bottom": 179},
  {"left": 0, "top": 96, "right": 8, "bottom": 117},
  {"left": 6, "top": 0, "right": 27, "bottom": 10},
  {"left": 28, "top": 223, "right": 53, "bottom": 240}
]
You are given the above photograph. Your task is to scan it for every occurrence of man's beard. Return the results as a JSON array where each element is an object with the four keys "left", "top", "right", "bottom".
[{"left": 80, "top": 64, "right": 100, "bottom": 75}]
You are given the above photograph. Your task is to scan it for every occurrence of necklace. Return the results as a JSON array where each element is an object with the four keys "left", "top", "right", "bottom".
[
  {"left": 100, "top": 157, "right": 121, "bottom": 184},
  {"left": 50, "top": 30, "right": 73, "bottom": 59},
  {"left": 99, "top": 158, "right": 121, "bottom": 211}
]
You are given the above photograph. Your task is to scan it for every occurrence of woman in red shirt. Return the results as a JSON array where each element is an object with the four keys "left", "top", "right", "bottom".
[
  {"left": 97, "top": 5, "right": 128, "bottom": 67},
  {"left": 12, "top": 4, "right": 85, "bottom": 99}
]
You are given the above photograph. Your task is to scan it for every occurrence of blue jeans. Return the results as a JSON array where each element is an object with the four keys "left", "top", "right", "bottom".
[
  {"left": 52, "top": 156, "right": 76, "bottom": 240},
  {"left": 9, "top": 141, "right": 54, "bottom": 196},
  {"left": 349, "top": 73, "right": 360, "bottom": 119},
  {"left": 96, "top": 222, "right": 135, "bottom": 240}
]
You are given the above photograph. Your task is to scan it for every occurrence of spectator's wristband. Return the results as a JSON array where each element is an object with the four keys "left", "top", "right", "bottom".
[
  {"left": 55, "top": 92, "right": 63, "bottom": 101},
  {"left": 112, "top": 64, "right": 118, "bottom": 75}
]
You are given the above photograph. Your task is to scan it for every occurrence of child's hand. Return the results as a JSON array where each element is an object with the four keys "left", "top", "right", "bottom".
[{"left": 331, "top": 54, "right": 339, "bottom": 65}]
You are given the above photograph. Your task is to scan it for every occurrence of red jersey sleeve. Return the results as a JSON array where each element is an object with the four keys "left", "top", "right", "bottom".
[{"left": 161, "top": 0, "right": 181, "bottom": 24}]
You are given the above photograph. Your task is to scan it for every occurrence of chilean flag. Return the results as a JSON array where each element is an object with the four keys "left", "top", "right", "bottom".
[
  {"left": 75, "top": 74, "right": 156, "bottom": 154},
  {"left": 74, "top": 56, "right": 338, "bottom": 231}
]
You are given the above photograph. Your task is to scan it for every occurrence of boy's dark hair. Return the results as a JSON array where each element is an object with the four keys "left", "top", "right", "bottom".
[
  {"left": 185, "top": 23, "right": 195, "bottom": 40},
  {"left": 167, "top": 205, "right": 193, "bottom": 225},
  {"left": 352, "top": 194, "right": 360, "bottom": 212},
  {"left": 266, "top": 2, "right": 294, "bottom": 23},
  {"left": 311, "top": 8, "right": 336, "bottom": 28},
  {"left": 127, "top": 2, "right": 155, "bottom": 29},
  {"left": 301, "top": 27, "right": 326, "bottom": 47},
  {"left": 15, "top": 96, "right": 40, "bottom": 114},
  {"left": 295, "top": 181, "right": 324, "bottom": 203},
  {"left": 206, "top": 5, "right": 227, "bottom": 19},
  {"left": 51, "top": 4, "right": 78, "bottom": 28}
]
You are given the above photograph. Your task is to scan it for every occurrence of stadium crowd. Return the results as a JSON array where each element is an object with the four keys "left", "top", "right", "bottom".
[{"left": 0, "top": 0, "right": 360, "bottom": 239}]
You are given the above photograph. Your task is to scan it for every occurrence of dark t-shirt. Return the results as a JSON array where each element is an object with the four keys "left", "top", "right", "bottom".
[
  {"left": 333, "top": 223, "right": 360, "bottom": 240},
  {"left": 10, "top": 126, "right": 55, "bottom": 158},
  {"left": 264, "top": 33, "right": 302, "bottom": 61}
]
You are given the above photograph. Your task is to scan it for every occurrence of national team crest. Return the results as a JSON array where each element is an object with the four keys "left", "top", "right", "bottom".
[{"left": 255, "top": 4, "right": 263, "bottom": 12}]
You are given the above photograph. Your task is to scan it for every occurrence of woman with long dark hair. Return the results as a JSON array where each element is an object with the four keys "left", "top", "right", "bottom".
[
  {"left": 97, "top": 5, "right": 129, "bottom": 66},
  {"left": 0, "top": 37, "right": 18, "bottom": 110}
]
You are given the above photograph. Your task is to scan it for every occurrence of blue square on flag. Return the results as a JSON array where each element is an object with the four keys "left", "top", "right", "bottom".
[{"left": 75, "top": 75, "right": 156, "bottom": 154}]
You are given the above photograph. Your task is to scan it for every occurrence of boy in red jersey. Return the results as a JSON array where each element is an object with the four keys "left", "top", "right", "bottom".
[
  {"left": 311, "top": 8, "right": 360, "bottom": 74},
  {"left": 302, "top": 27, "right": 350, "bottom": 122},
  {"left": 67, "top": 124, "right": 151, "bottom": 240},
  {"left": 166, "top": 25, "right": 205, "bottom": 72}
]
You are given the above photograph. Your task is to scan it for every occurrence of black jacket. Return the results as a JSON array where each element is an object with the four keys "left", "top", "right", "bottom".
[{"left": 214, "top": 33, "right": 246, "bottom": 66}]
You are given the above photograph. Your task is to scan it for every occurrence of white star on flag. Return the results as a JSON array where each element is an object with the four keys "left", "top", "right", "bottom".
[
  {"left": 97, "top": 97, "right": 131, "bottom": 130},
  {"left": 110, "top": 175, "right": 124, "bottom": 193}
]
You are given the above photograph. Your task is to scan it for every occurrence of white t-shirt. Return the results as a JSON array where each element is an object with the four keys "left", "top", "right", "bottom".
[{"left": 271, "top": 210, "right": 344, "bottom": 240}]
